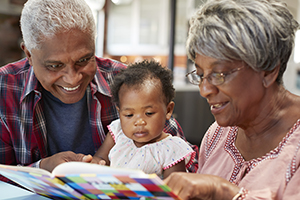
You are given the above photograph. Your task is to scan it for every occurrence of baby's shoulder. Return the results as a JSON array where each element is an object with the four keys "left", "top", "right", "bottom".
[{"left": 151, "top": 134, "right": 192, "bottom": 153}]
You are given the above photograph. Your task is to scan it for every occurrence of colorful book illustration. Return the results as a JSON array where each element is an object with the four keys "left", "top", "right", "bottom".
[{"left": 0, "top": 162, "right": 180, "bottom": 199}]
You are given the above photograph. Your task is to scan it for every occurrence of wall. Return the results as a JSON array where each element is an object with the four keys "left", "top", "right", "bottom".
[
  {"left": 0, "top": 0, "right": 24, "bottom": 66},
  {"left": 283, "top": 0, "right": 300, "bottom": 95}
]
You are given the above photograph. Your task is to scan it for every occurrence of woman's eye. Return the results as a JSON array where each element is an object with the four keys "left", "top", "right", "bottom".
[
  {"left": 195, "top": 70, "right": 203, "bottom": 77},
  {"left": 212, "top": 72, "right": 223, "bottom": 78}
]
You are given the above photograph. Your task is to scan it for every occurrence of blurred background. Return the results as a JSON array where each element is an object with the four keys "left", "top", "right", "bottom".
[{"left": 0, "top": 0, "right": 299, "bottom": 146}]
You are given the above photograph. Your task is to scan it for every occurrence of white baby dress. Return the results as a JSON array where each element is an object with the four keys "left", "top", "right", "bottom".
[{"left": 108, "top": 119, "right": 195, "bottom": 178}]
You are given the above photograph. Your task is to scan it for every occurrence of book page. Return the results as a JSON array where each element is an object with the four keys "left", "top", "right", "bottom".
[
  {"left": 51, "top": 163, "right": 179, "bottom": 200},
  {"left": 0, "top": 162, "right": 180, "bottom": 199},
  {"left": 0, "top": 164, "right": 52, "bottom": 176},
  {"left": 52, "top": 162, "right": 146, "bottom": 176},
  {"left": 0, "top": 164, "right": 84, "bottom": 199}
]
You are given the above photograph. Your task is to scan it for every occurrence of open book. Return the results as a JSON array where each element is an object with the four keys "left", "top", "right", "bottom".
[{"left": 0, "top": 162, "right": 179, "bottom": 199}]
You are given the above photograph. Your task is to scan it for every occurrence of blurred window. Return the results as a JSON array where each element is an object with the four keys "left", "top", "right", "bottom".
[{"left": 106, "top": 0, "right": 169, "bottom": 55}]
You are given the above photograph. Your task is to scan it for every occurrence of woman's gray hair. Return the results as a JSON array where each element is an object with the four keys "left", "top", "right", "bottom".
[
  {"left": 187, "top": 0, "right": 299, "bottom": 84},
  {"left": 20, "top": 0, "right": 96, "bottom": 52}
]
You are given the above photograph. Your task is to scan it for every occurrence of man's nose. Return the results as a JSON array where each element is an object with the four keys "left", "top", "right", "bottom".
[{"left": 62, "top": 65, "right": 82, "bottom": 85}]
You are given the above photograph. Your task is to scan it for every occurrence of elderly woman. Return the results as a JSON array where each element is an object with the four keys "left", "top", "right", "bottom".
[{"left": 165, "top": 0, "right": 300, "bottom": 199}]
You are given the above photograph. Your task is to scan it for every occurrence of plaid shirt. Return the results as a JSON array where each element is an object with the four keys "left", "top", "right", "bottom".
[{"left": 0, "top": 57, "right": 198, "bottom": 174}]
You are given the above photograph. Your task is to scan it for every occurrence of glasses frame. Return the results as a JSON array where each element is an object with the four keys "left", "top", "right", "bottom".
[{"left": 186, "top": 66, "right": 245, "bottom": 86}]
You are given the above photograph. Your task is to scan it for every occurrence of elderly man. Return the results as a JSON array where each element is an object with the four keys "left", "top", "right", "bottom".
[{"left": 0, "top": 0, "right": 198, "bottom": 183}]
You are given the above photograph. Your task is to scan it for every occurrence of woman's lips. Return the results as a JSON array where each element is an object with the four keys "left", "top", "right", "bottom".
[
  {"left": 210, "top": 103, "right": 224, "bottom": 109},
  {"left": 210, "top": 102, "right": 228, "bottom": 114}
]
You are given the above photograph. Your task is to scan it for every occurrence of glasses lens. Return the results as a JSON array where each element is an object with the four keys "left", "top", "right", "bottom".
[
  {"left": 211, "top": 73, "right": 224, "bottom": 85},
  {"left": 187, "top": 73, "right": 201, "bottom": 85}
]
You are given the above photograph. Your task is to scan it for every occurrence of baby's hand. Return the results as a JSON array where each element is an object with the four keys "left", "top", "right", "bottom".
[
  {"left": 98, "top": 160, "right": 106, "bottom": 165},
  {"left": 90, "top": 156, "right": 107, "bottom": 165}
]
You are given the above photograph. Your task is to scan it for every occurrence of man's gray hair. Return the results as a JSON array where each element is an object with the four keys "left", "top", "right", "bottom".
[
  {"left": 20, "top": 0, "right": 96, "bottom": 52},
  {"left": 187, "top": 0, "right": 299, "bottom": 84}
]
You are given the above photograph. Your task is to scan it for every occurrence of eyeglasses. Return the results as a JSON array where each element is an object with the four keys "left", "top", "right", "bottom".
[{"left": 185, "top": 66, "right": 245, "bottom": 86}]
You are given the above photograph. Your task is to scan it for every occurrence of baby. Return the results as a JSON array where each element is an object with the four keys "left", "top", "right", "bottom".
[{"left": 92, "top": 60, "right": 195, "bottom": 179}]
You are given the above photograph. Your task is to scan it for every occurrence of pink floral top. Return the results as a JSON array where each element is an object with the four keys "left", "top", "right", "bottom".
[
  {"left": 198, "top": 120, "right": 300, "bottom": 199},
  {"left": 108, "top": 119, "right": 196, "bottom": 178}
]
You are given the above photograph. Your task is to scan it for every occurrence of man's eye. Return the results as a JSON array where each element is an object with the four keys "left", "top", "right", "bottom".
[
  {"left": 46, "top": 64, "right": 63, "bottom": 70},
  {"left": 78, "top": 57, "right": 90, "bottom": 63}
]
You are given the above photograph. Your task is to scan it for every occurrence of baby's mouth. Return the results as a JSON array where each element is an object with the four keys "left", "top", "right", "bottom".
[{"left": 134, "top": 131, "right": 147, "bottom": 137}]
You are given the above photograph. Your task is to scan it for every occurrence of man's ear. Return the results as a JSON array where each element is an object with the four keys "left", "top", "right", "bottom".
[
  {"left": 20, "top": 42, "right": 33, "bottom": 66},
  {"left": 261, "top": 64, "right": 280, "bottom": 88},
  {"left": 166, "top": 101, "right": 175, "bottom": 120}
]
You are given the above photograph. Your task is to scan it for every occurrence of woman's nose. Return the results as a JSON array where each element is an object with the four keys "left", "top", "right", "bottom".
[{"left": 199, "top": 78, "right": 218, "bottom": 98}]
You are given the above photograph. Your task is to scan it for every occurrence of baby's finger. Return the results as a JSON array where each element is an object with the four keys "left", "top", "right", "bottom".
[{"left": 99, "top": 160, "right": 106, "bottom": 165}]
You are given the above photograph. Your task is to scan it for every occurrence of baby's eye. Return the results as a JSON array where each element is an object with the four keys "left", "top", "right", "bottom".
[
  {"left": 146, "top": 112, "right": 154, "bottom": 116},
  {"left": 125, "top": 114, "right": 133, "bottom": 118}
]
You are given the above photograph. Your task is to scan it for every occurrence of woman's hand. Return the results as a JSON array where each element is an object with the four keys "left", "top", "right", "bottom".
[{"left": 164, "top": 172, "right": 240, "bottom": 200}]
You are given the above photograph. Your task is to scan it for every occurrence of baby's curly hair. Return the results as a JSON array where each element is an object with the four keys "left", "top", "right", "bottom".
[{"left": 110, "top": 59, "right": 175, "bottom": 107}]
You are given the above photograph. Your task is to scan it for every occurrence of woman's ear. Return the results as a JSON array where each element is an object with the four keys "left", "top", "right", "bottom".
[
  {"left": 20, "top": 42, "right": 33, "bottom": 66},
  {"left": 166, "top": 101, "right": 175, "bottom": 120},
  {"left": 262, "top": 64, "right": 280, "bottom": 88}
]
